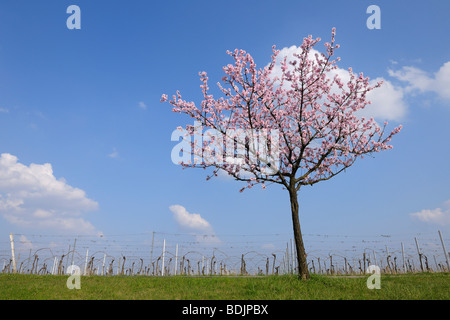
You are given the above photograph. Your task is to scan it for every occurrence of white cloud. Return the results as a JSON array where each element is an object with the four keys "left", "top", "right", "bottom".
[
  {"left": 108, "top": 147, "right": 119, "bottom": 159},
  {"left": 270, "top": 45, "right": 406, "bottom": 122},
  {"left": 33, "top": 209, "right": 53, "bottom": 218},
  {"left": 0, "top": 108, "right": 9, "bottom": 113},
  {"left": 364, "top": 78, "right": 407, "bottom": 121},
  {"left": 18, "top": 235, "right": 34, "bottom": 250},
  {"left": 434, "top": 62, "right": 450, "bottom": 99},
  {"left": 138, "top": 101, "right": 147, "bottom": 110},
  {"left": 169, "top": 204, "right": 213, "bottom": 233},
  {"left": 388, "top": 61, "right": 450, "bottom": 100},
  {"left": 169, "top": 205, "right": 220, "bottom": 243},
  {"left": 268, "top": 45, "right": 316, "bottom": 91},
  {"left": 410, "top": 200, "right": 450, "bottom": 226},
  {"left": 388, "top": 66, "right": 433, "bottom": 94},
  {"left": 0, "top": 153, "right": 100, "bottom": 234}
]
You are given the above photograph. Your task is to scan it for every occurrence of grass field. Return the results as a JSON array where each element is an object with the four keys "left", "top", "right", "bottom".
[{"left": 0, "top": 273, "right": 449, "bottom": 300}]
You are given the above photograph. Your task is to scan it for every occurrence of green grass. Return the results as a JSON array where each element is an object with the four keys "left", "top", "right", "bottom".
[{"left": 0, "top": 273, "right": 449, "bottom": 300}]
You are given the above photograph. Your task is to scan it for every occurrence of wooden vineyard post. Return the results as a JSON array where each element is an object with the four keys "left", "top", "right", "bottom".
[
  {"left": 174, "top": 244, "right": 178, "bottom": 276},
  {"left": 150, "top": 231, "right": 155, "bottom": 272},
  {"left": 9, "top": 233, "right": 17, "bottom": 273},
  {"left": 161, "top": 239, "right": 166, "bottom": 276},
  {"left": 438, "top": 230, "right": 450, "bottom": 271},
  {"left": 415, "top": 237, "right": 424, "bottom": 272},
  {"left": 401, "top": 242, "right": 406, "bottom": 273},
  {"left": 363, "top": 252, "right": 366, "bottom": 274},
  {"left": 102, "top": 254, "right": 106, "bottom": 276},
  {"left": 84, "top": 249, "right": 89, "bottom": 275},
  {"left": 71, "top": 238, "right": 77, "bottom": 266},
  {"left": 51, "top": 256, "right": 57, "bottom": 275},
  {"left": 372, "top": 250, "right": 378, "bottom": 267},
  {"left": 386, "top": 246, "right": 391, "bottom": 273}
]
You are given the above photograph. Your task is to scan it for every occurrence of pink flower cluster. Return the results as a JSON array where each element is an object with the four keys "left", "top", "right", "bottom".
[{"left": 162, "top": 28, "right": 402, "bottom": 192}]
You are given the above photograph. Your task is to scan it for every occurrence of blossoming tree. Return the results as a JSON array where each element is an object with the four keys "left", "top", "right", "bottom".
[{"left": 161, "top": 28, "right": 402, "bottom": 280}]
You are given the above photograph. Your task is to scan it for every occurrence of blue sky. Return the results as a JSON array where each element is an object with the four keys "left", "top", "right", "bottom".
[{"left": 0, "top": 0, "right": 449, "bottom": 246}]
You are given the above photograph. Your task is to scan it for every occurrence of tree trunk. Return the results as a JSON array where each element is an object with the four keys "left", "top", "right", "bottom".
[{"left": 289, "top": 188, "right": 310, "bottom": 280}]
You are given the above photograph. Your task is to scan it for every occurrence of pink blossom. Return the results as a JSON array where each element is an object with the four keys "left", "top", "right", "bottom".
[{"left": 161, "top": 28, "right": 402, "bottom": 190}]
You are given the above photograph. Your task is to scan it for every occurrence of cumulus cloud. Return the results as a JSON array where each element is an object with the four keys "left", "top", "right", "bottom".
[
  {"left": 364, "top": 78, "right": 407, "bottom": 121},
  {"left": 410, "top": 200, "right": 450, "bottom": 226},
  {"left": 0, "top": 153, "right": 100, "bottom": 234},
  {"left": 270, "top": 45, "right": 406, "bottom": 122},
  {"left": 169, "top": 204, "right": 213, "bottom": 233},
  {"left": 169, "top": 205, "right": 220, "bottom": 243},
  {"left": 388, "top": 62, "right": 450, "bottom": 100}
]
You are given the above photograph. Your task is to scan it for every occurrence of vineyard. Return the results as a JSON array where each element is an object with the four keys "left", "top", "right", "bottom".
[{"left": 1, "top": 230, "right": 449, "bottom": 277}]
